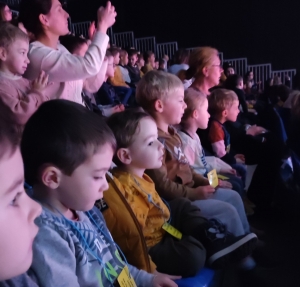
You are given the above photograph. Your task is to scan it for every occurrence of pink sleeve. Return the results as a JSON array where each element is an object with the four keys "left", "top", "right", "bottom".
[
  {"left": 0, "top": 80, "right": 49, "bottom": 125},
  {"left": 211, "top": 140, "right": 227, "bottom": 158}
]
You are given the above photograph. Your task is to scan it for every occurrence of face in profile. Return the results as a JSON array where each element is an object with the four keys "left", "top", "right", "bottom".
[{"left": 0, "top": 148, "right": 41, "bottom": 280}]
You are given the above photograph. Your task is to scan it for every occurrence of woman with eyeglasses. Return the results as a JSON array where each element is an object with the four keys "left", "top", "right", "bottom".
[
  {"left": 179, "top": 47, "right": 223, "bottom": 97},
  {"left": 0, "top": 3, "right": 12, "bottom": 21}
]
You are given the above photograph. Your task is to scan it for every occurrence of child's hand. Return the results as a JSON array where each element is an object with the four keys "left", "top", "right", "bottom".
[
  {"left": 220, "top": 168, "right": 237, "bottom": 175},
  {"left": 88, "top": 21, "right": 96, "bottom": 40},
  {"left": 153, "top": 272, "right": 180, "bottom": 287},
  {"left": 235, "top": 154, "right": 245, "bottom": 164},
  {"left": 97, "top": 1, "right": 117, "bottom": 33},
  {"left": 246, "top": 125, "right": 267, "bottom": 136},
  {"left": 194, "top": 185, "right": 215, "bottom": 199},
  {"left": 218, "top": 180, "right": 233, "bottom": 189},
  {"left": 32, "top": 71, "right": 51, "bottom": 92}
]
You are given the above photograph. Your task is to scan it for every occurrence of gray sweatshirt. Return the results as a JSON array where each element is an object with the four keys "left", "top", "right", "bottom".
[
  {"left": 0, "top": 274, "right": 38, "bottom": 287},
  {"left": 31, "top": 207, "right": 154, "bottom": 287}
]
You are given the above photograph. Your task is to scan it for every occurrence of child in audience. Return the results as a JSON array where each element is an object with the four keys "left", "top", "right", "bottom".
[
  {"left": 137, "top": 53, "right": 145, "bottom": 77},
  {"left": 59, "top": 34, "right": 108, "bottom": 101},
  {"left": 158, "top": 59, "right": 166, "bottom": 71},
  {"left": 136, "top": 70, "right": 257, "bottom": 267},
  {"left": 21, "top": 100, "right": 178, "bottom": 287},
  {"left": 95, "top": 51, "right": 125, "bottom": 114},
  {"left": 0, "top": 3, "right": 12, "bottom": 21},
  {"left": 207, "top": 89, "right": 247, "bottom": 183},
  {"left": 102, "top": 109, "right": 257, "bottom": 275},
  {"left": 178, "top": 92, "right": 245, "bottom": 197},
  {"left": 119, "top": 49, "right": 131, "bottom": 83},
  {"left": 0, "top": 115, "right": 41, "bottom": 286},
  {"left": 19, "top": 0, "right": 116, "bottom": 104},
  {"left": 108, "top": 47, "right": 135, "bottom": 104},
  {"left": 141, "top": 51, "right": 155, "bottom": 74},
  {"left": 0, "top": 22, "right": 50, "bottom": 138},
  {"left": 154, "top": 58, "right": 159, "bottom": 70},
  {"left": 127, "top": 49, "right": 141, "bottom": 85}
]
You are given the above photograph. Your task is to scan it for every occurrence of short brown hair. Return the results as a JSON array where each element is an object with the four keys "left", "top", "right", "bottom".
[
  {"left": 106, "top": 109, "right": 152, "bottom": 166},
  {"left": 0, "top": 21, "right": 29, "bottom": 49},
  {"left": 136, "top": 70, "right": 183, "bottom": 112},
  {"left": 108, "top": 47, "right": 121, "bottom": 57},
  {"left": 208, "top": 89, "right": 238, "bottom": 116}
]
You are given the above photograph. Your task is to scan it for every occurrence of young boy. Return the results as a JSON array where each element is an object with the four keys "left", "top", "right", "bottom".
[
  {"left": 118, "top": 49, "right": 131, "bottom": 83},
  {"left": 136, "top": 53, "right": 145, "bottom": 77},
  {"left": 0, "top": 22, "right": 50, "bottom": 138},
  {"left": 136, "top": 71, "right": 257, "bottom": 264},
  {"left": 0, "top": 115, "right": 41, "bottom": 286},
  {"left": 108, "top": 47, "right": 135, "bottom": 106},
  {"left": 101, "top": 109, "right": 257, "bottom": 276},
  {"left": 126, "top": 49, "right": 141, "bottom": 85},
  {"left": 94, "top": 51, "right": 125, "bottom": 115},
  {"left": 207, "top": 89, "right": 247, "bottom": 182},
  {"left": 141, "top": 51, "right": 155, "bottom": 74},
  {"left": 21, "top": 100, "right": 177, "bottom": 287}
]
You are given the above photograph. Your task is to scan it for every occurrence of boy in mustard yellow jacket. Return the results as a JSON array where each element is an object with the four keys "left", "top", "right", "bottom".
[{"left": 99, "top": 109, "right": 257, "bottom": 278}]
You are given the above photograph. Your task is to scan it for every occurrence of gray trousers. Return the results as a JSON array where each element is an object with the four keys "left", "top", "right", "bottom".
[{"left": 192, "top": 188, "right": 250, "bottom": 236}]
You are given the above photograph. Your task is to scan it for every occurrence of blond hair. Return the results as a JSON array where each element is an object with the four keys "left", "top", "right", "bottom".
[
  {"left": 179, "top": 47, "right": 219, "bottom": 81},
  {"left": 208, "top": 89, "right": 238, "bottom": 116},
  {"left": 136, "top": 70, "right": 183, "bottom": 112},
  {"left": 181, "top": 89, "right": 207, "bottom": 122},
  {"left": 0, "top": 21, "right": 29, "bottom": 49}
]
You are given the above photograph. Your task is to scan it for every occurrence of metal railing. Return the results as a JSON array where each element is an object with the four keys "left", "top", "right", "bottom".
[
  {"left": 71, "top": 21, "right": 91, "bottom": 38},
  {"left": 272, "top": 69, "right": 296, "bottom": 89},
  {"left": 113, "top": 31, "right": 135, "bottom": 48},
  {"left": 247, "top": 64, "right": 272, "bottom": 90},
  {"left": 223, "top": 58, "right": 248, "bottom": 77},
  {"left": 2, "top": 0, "right": 21, "bottom": 7},
  {"left": 135, "top": 37, "right": 157, "bottom": 54},
  {"left": 156, "top": 42, "right": 178, "bottom": 59}
]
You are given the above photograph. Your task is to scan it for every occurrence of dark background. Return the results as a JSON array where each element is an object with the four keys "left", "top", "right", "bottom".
[{"left": 67, "top": 0, "right": 299, "bottom": 72}]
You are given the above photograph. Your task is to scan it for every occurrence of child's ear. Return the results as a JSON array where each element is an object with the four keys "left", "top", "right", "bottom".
[
  {"left": 222, "top": 109, "right": 228, "bottom": 117},
  {"left": 40, "top": 165, "right": 62, "bottom": 189},
  {"left": 0, "top": 47, "right": 7, "bottom": 61},
  {"left": 116, "top": 148, "right": 132, "bottom": 165},
  {"left": 192, "top": 109, "right": 198, "bottom": 119},
  {"left": 154, "top": 99, "right": 164, "bottom": 113}
]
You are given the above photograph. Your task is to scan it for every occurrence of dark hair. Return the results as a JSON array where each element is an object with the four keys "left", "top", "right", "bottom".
[
  {"left": 0, "top": 21, "right": 29, "bottom": 48},
  {"left": 224, "top": 74, "right": 243, "bottom": 90},
  {"left": 173, "top": 49, "right": 189, "bottom": 65},
  {"left": 59, "top": 34, "right": 88, "bottom": 54},
  {"left": 0, "top": 3, "right": 7, "bottom": 21},
  {"left": 21, "top": 100, "right": 117, "bottom": 185},
  {"left": 106, "top": 109, "right": 151, "bottom": 166},
  {"left": 108, "top": 47, "right": 121, "bottom": 57},
  {"left": 19, "top": 0, "right": 52, "bottom": 37},
  {"left": 128, "top": 49, "right": 138, "bottom": 57},
  {"left": 143, "top": 50, "right": 154, "bottom": 63}
]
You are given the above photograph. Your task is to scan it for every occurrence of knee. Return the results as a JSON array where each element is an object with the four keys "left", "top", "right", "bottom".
[{"left": 179, "top": 239, "right": 206, "bottom": 277}]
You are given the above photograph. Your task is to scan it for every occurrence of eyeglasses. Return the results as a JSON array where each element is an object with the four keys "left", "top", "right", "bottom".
[{"left": 211, "top": 64, "right": 222, "bottom": 69}]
